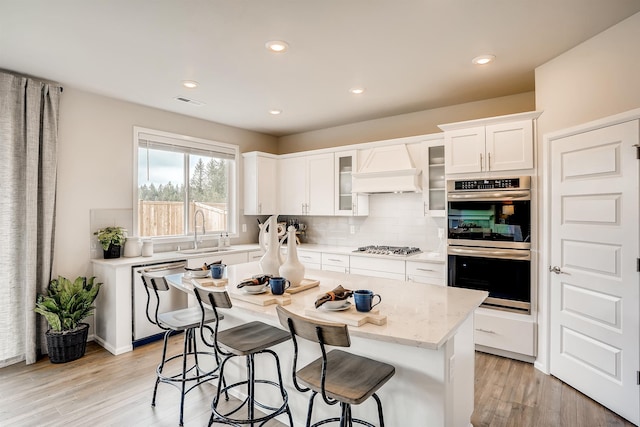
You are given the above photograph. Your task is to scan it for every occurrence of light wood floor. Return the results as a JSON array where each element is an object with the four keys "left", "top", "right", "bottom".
[{"left": 0, "top": 337, "right": 634, "bottom": 426}]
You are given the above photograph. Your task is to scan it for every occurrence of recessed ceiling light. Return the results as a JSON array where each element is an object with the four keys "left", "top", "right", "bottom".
[
  {"left": 182, "top": 80, "right": 199, "bottom": 88},
  {"left": 269, "top": 109, "right": 282, "bottom": 115},
  {"left": 472, "top": 55, "right": 495, "bottom": 65},
  {"left": 265, "top": 40, "right": 289, "bottom": 53},
  {"left": 349, "top": 87, "right": 365, "bottom": 95}
]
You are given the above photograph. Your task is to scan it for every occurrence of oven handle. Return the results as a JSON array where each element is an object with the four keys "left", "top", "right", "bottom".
[
  {"left": 447, "top": 190, "right": 530, "bottom": 201},
  {"left": 448, "top": 246, "right": 531, "bottom": 261}
]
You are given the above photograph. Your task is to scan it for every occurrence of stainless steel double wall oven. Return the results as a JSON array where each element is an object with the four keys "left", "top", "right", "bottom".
[{"left": 447, "top": 176, "right": 532, "bottom": 313}]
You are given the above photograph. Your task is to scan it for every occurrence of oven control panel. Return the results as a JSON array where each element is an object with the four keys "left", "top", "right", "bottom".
[{"left": 450, "top": 176, "right": 530, "bottom": 191}]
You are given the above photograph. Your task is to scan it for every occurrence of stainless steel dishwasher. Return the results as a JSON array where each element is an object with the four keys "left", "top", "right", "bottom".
[{"left": 131, "top": 260, "right": 188, "bottom": 347}]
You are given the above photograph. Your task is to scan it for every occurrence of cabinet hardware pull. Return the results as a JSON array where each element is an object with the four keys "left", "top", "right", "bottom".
[
  {"left": 475, "top": 328, "right": 496, "bottom": 334},
  {"left": 328, "top": 258, "right": 342, "bottom": 262},
  {"left": 480, "top": 153, "right": 483, "bottom": 171},
  {"left": 487, "top": 152, "right": 491, "bottom": 171},
  {"left": 416, "top": 268, "right": 435, "bottom": 272}
]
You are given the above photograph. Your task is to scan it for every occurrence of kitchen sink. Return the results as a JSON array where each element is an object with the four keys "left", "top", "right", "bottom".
[{"left": 178, "top": 248, "right": 231, "bottom": 254}]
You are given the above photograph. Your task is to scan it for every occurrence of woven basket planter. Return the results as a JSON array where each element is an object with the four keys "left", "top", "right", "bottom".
[{"left": 46, "top": 323, "right": 89, "bottom": 363}]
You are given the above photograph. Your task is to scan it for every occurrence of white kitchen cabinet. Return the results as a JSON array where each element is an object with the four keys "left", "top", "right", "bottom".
[
  {"left": 405, "top": 260, "right": 445, "bottom": 286},
  {"left": 440, "top": 111, "right": 541, "bottom": 174},
  {"left": 187, "top": 251, "right": 248, "bottom": 269},
  {"left": 279, "top": 153, "right": 335, "bottom": 215},
  {"left": 247, "top": 249, "right": 265, "bottom": 262},
  {"left": 422, "top": 140, "right": 446, "bottom": 216},
  {"left": 349, "top": 256, "right": 405, "bottom": 281},
  {"left": 321, "top": 252, "right": 350, "bottom": 273},
  {"left": 243, "top": 152, "right": 278, "bottom": 215},
  {"left": 474, "top": 308, "right": 536, "bottom": 358},
  {"left": 297, "top": 249, "right": 321, "bottom": 270},
  {"left": 334, "top": 151, "right": 369, "bottom": 216}
]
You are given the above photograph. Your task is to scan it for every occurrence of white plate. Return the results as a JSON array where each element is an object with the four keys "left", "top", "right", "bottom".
[
  {"left": 186, "top": 270, "right": 210, "bottom": 278},
  {"left": 244, "top": 287, "right": 268, "bottom": 295},
  {"left": 321, "top": 301, "right": 351, "bottom": 311}
]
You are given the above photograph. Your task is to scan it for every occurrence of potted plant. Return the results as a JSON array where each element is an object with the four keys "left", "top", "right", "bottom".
[
  {"left": 34, "top": 276, "right": 102, "bottom": 363},
  {"left": 94, "top": 226, "right": 127, "bottom": 259}
]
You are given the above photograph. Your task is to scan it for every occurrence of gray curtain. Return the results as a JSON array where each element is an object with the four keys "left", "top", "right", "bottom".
[{"left": 0, "top": 70, "right": 61, "bottom": 366}]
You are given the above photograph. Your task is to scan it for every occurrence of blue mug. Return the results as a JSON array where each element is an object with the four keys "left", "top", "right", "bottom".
[
  {"left": 210, "top": 264, "right": 227, "bottom": 279},
  {"left": 354, "top": 289, "right": 382, "bottom": 312},
  {"left": 269, "top": 277, "right": 291, "bottom": 295}
]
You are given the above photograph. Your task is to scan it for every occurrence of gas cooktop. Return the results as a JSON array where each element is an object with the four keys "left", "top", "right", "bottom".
[{"left": 353, "top": 245, "right": 422, "bottom": 256}]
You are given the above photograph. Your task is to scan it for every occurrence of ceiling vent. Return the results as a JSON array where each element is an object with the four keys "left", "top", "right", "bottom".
[{"left": 173, "top": 96, "right": 205, "bottom": 106}]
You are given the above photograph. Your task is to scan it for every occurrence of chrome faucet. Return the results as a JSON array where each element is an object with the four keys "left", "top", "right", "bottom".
[{"left": 194, "top": 209, "right": 205, "bottom": 249}]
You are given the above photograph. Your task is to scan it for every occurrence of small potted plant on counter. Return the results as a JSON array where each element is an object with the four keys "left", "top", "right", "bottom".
[
  {"left": 34, "top": 276, "right": 102, "bottom": 363},
  {"left": 94, "top": 226, "right": 127, "bottom": 259}
]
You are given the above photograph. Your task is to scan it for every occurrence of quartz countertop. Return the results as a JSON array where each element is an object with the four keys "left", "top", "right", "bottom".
[
  {"left": 168, "top": 262, "right": 485, "bottom": 350},
  {"left": 90, "top": 243, "right": 445, "bottom": 267},
  {"left": 294, "top": 244, "right": 446, "bottom": 263}
]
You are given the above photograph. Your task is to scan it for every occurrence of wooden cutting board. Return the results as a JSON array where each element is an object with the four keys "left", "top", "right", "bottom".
[
  {"left": 285, "top": 278, "right": 320, "bottom": 294},
  {"left": 304, "top": 305, "right": 386, "bottom": 327},
  {"left": 229, "top": 288, "right": 291, "bottom": 306},
  {"left": 183, "top": 276, "right": 228, "bottom": 287}
]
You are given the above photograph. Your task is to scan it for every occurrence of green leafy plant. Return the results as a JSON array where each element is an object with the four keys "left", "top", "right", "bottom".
[
  {"left": 34, "top": 276, "right": 102, "bottom": 332},
  {"left": 94, "top": 226, "right": 127, "bottom": 250}
]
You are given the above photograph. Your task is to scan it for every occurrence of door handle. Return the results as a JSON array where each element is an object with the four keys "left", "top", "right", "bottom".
[{"left": 549, "top": 265, "right": 569, "bottom": 275}]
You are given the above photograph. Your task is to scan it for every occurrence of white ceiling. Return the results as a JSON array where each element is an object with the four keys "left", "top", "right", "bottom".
[{"left": 2, "top": 1, "right": 639, "bottom": 137}]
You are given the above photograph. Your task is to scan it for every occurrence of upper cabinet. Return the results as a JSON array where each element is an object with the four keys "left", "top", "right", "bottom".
[
  {"left": 335, "top": 150, "right": 369, "bottom": 216},
  {"left": 278, "top": 153, "right": 335, "bottom": 216},
  {"left": 439, "top": 111, "right": 542, "bottom": 175},
  {"left": 422, "top": 139, "right": 445, "bottom": 216},
  {"left": 243, "top": 152, "right": 277, "bottom": 215}
]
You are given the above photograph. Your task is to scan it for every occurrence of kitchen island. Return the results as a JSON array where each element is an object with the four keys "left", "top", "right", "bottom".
[{"left": 166, "top": 261, "right": 487, "bottom": 427}]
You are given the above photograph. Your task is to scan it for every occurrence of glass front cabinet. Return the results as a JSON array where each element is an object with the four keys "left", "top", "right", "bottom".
[
  {"left": 334, "top": 150, "right": 369, "bottom": 216},
  {"left": 423, "top": 140, "right": 446, "bottom": 216}
]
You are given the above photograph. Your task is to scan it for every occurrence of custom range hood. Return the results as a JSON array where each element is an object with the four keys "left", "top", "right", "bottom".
[{"left": 352, "top": 144, "right": 422, "bottom": 193}]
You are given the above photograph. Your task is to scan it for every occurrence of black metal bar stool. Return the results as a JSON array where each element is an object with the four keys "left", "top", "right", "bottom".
[
  {"left": 193, "top": 287, "right": 294, "bottom": 426},
  {"left": 140, "top": 272, "right": 222, "bottom": 426},
  {"left": 276, "top": 305, "right": 396, "bottom": 427}
]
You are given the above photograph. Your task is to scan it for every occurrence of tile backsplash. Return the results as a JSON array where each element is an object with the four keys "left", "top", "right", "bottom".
[{"left": 282, "top": 193, "right": 445, "bottom": 252}]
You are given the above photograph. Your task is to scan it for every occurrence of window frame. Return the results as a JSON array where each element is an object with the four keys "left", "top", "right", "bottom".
[{"left": 132, "top": 126, "right": 239, "bottom": 244}]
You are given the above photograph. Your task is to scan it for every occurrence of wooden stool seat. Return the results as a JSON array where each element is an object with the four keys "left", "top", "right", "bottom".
[
  {"left": 140, "top": 272, "right": 221, "bottom": 427},
  {"left": 297, "top": 349, "right": 395, "bottom": 405},
  {"left": 217, "top": 320, "right": 291, "bottom": 355},
  {"left": 158, "top": 306, "right": 219, "bottom": 331},
  {"left": 276, "top": 305, "right": 395, "bottom": 426},
  {"left": 193, "top": 287, "right": 293, "bottom": 426}
]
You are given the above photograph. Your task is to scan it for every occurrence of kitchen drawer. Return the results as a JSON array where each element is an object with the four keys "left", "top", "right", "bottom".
[
  {"left": 406, "top": 261, "right": 444, "bottom": 279},
  {"left": 350, "top": 256, "right": 405, "bottom": 275},
  {"left": 322, "top": 253, "right": 349, "bottom": 272},
  {"left": 247, "top": 250, "right": 265, "bottom": 262},
  {"left": 474, "top": 309, "right": 535, "bottom": 356},
  {"left": 349, "top": 268, "right": 405, "bottom": 281},
  {"left": 297, "top": 250, "right": 321, "bottom": 270}
]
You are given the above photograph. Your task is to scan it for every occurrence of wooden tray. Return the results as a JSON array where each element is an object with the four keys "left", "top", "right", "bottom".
[
  {"left": 304, "top": 305, "right": 386, "bottom": 327},
  {"left": 285, "top": 278, "right": 320, "bottom": 294},
  {"left": 229, "top": 288, "right": 291, "bottom": 306},
  {"left": 183, "top": 276, "right": 228, "bottom": 287}
]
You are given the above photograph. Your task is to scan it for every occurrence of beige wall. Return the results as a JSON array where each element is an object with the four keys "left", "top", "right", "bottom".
[
  {"left": 533, "top": 11, "right": 640, "bottom": 371},
  {"left": 278, "top": 91, "right": 535, "bottom": 154},
  {"left": 55, "top": 88, "right": 277, "bottom": 278},
  {"left": 535, "top": 12, "right": 640, "bottom": 138}
]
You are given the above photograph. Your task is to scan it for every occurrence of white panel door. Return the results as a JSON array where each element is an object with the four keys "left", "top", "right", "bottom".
[
  {"left": 549, "top": 120, "right": 639, "bottom": 425},
  {"left": 444, "top": 126, "right": 485, "bottom": 174}
]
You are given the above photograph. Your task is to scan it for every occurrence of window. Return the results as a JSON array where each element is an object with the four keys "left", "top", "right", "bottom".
[{"left": 133, "top": 127, "right": 239, "bottom": 241}]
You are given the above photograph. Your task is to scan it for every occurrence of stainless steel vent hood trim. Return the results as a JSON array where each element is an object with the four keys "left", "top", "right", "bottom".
[{"left": 352, "top": 144, "right": 422, "bottom": 193}]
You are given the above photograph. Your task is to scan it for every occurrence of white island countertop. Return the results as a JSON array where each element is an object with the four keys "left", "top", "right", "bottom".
[
  {"left": 168, "top": 261, "right": 485, "bottom": 350},
  {"left": 166, "top": 261, "right": 487, "bottom": 427}
]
